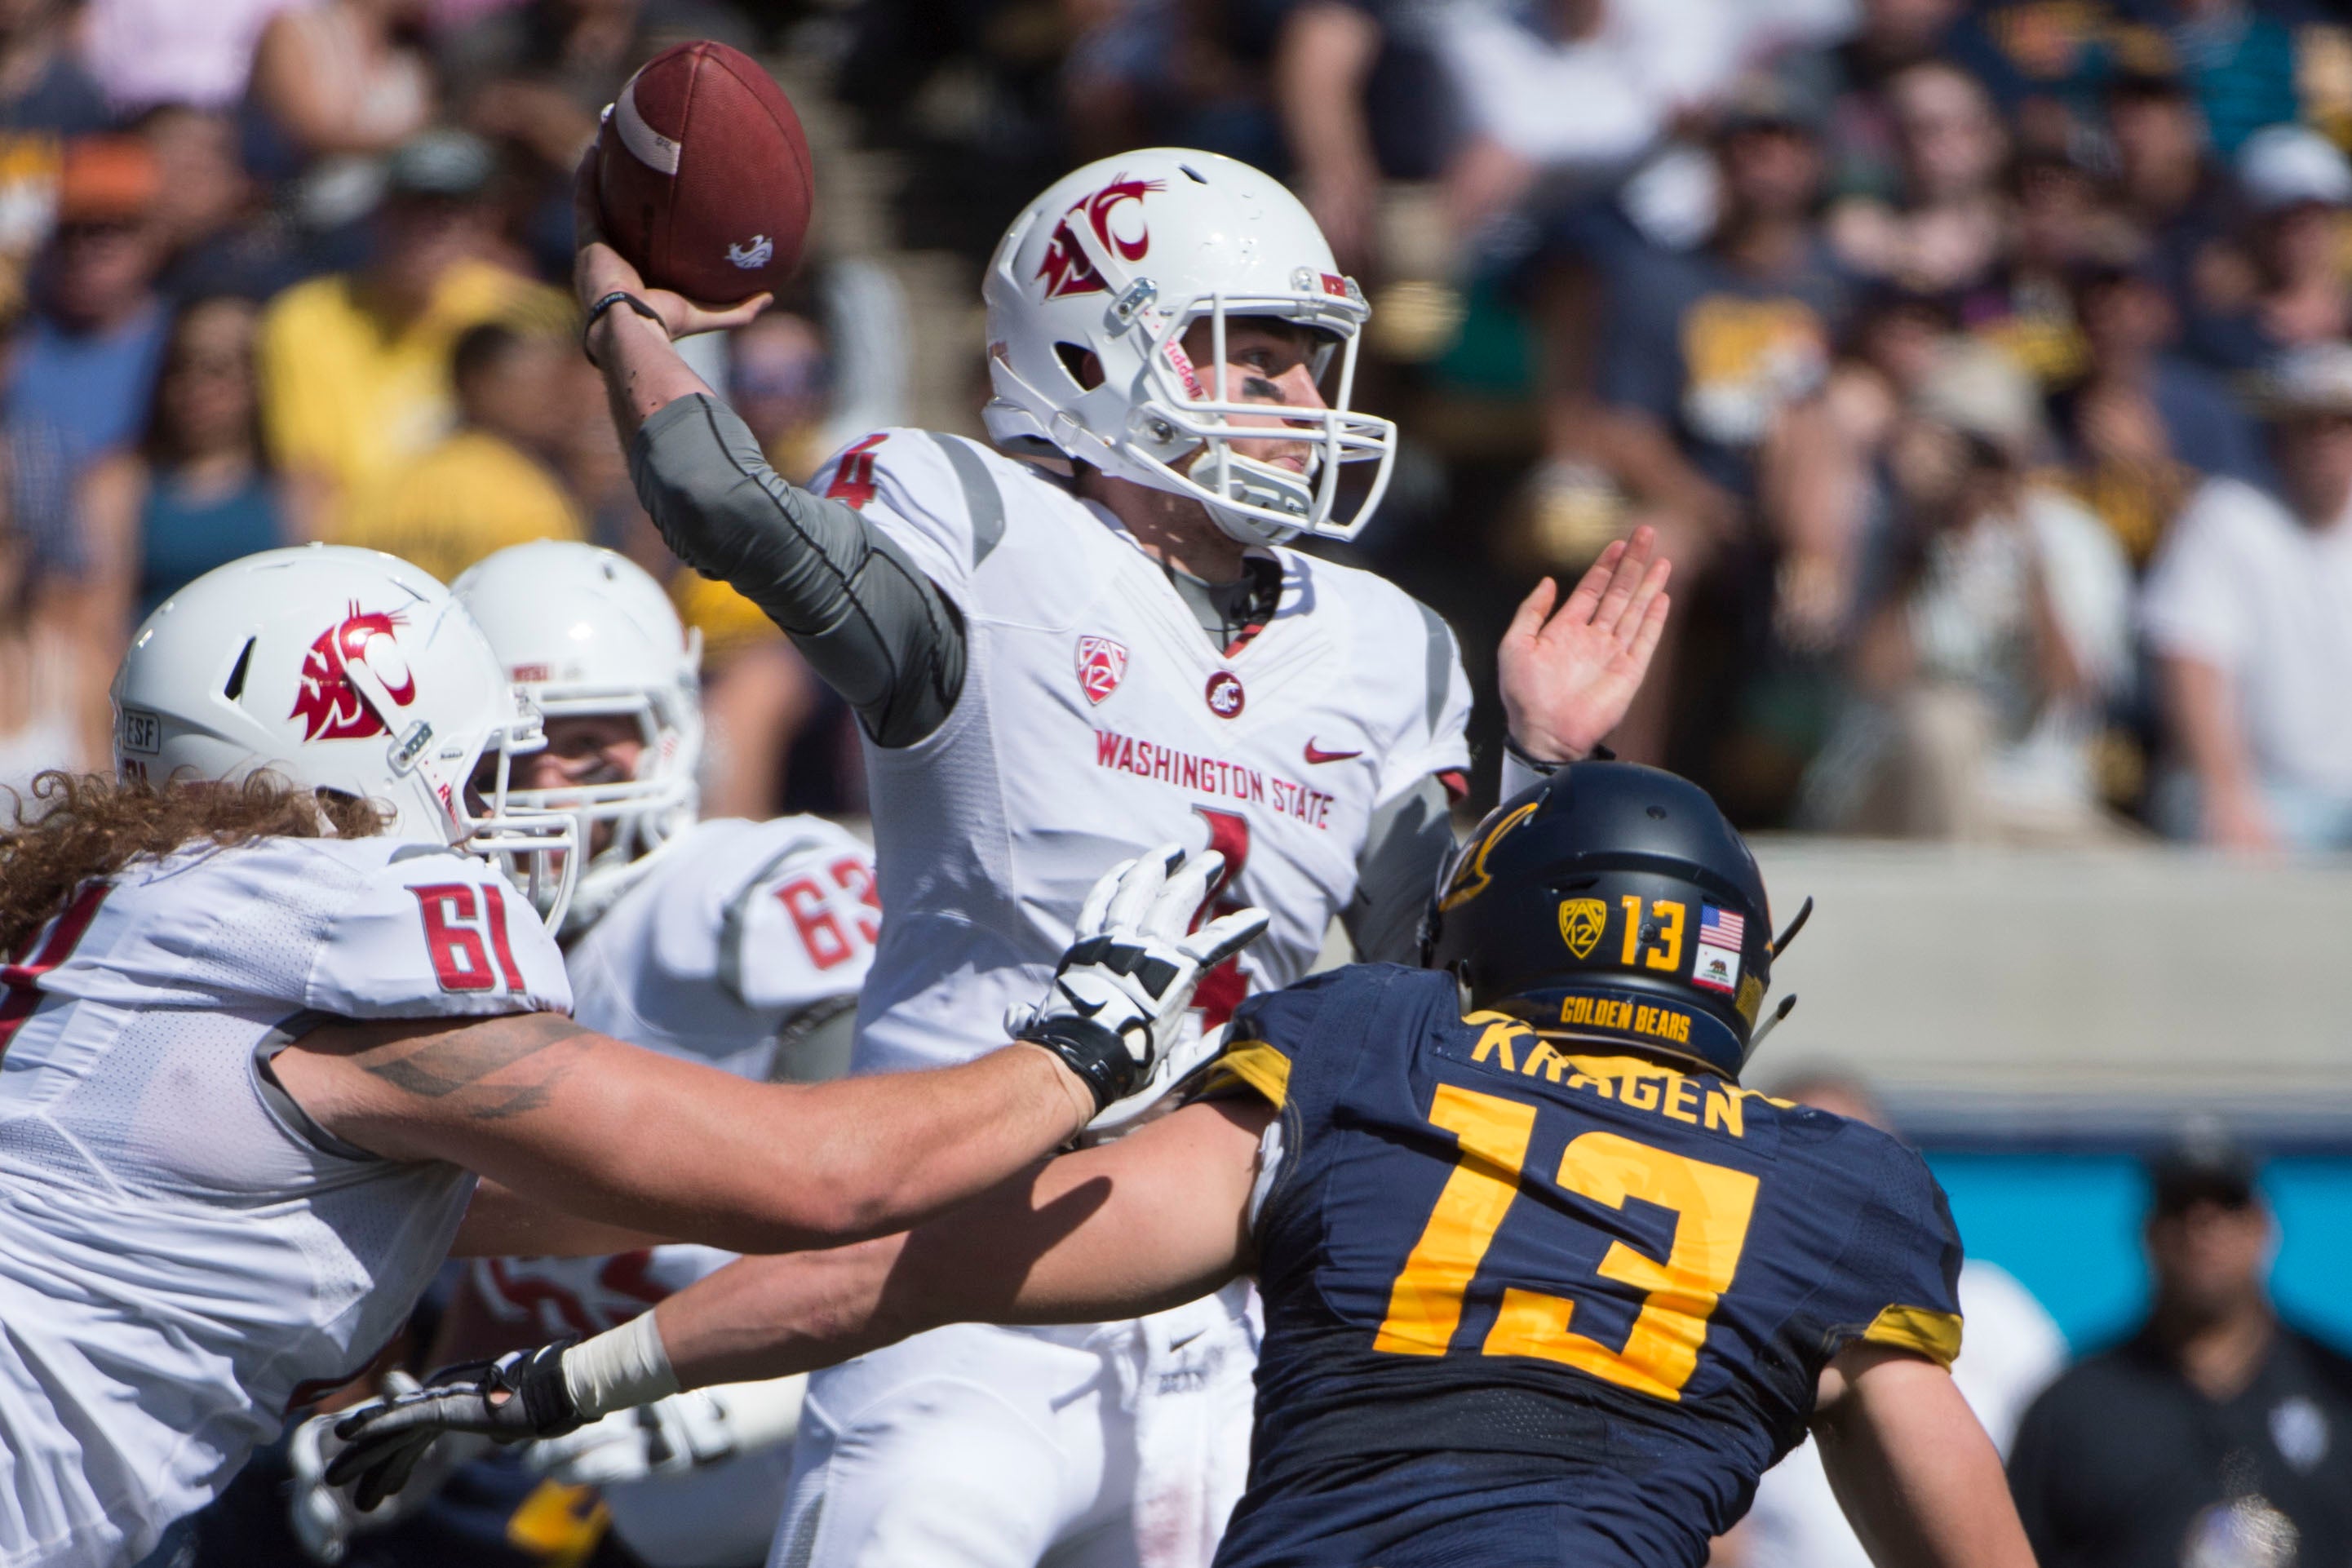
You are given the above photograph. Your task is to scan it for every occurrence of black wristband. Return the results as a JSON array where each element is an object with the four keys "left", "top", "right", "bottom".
[
  {"left": 582, "top": 290, "right": 665, "bottom": 364},
  {"left": 492, "top": 1340, "right": 583, "bottom": 1437},
  {"left": 1504, "top": 735, "right": 1613, "bottom": 775},
  {"left": 1024, "top": 1016, "right": 1141, "bottom": 1112}
]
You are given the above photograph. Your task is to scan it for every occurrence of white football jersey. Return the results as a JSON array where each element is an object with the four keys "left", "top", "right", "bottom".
[
  {"left": 813, "top": 429, "right": 1471, "bottom": 1074},
  {"left": 0, "top": 836, "right": 569, "bottom": 1568},
  {"left": 565, "top": 816, "right": 879, "bottom": 1080}
]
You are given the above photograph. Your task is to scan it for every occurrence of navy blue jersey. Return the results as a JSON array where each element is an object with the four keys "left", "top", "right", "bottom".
[{"left": 1209, "top": 964, "right": 1964, "bottom": 1568}]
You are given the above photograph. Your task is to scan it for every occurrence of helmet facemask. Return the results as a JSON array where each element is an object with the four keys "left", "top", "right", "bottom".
[
  {"left": 1114, "top": 282, "right": 1395, "bottom": 547},
  {"left": 490, "top": 683, "right": 699, "bottom": 934}
]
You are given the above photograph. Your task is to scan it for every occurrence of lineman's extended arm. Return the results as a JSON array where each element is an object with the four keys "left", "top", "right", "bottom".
[{"left": 1812, "top": 1344, "right": 2039, "bottom": 1568}]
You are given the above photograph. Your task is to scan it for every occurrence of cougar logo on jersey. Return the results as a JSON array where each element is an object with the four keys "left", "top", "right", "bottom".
[
  {"left": 1075, "top": 636, "right": 1128, "bottom": 705},
  {"left": 1204, "top": 669, "right": 1245, "bottom": 720},
  {"left": 1036, "top": 175, "right": 1165, "bottom": 299},
  {"left": 290, "top": 602, "right": 415, "bottom": 742}
]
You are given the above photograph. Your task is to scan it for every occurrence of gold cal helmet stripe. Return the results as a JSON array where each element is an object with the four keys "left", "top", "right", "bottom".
[{"left": 1439, "top": 800, "right": 1539, "bottom": 912}]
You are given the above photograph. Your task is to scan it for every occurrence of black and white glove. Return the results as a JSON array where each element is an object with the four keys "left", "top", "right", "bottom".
[
  {"left": 325, "top": 1341, "right": 582, "bottom": 1512},
  {"left": 287, "top": 1373, "right": 488, "bottom": 1565},
  {"left": 1008, "top": 844, "right": 1269, "bottom": 1132}
]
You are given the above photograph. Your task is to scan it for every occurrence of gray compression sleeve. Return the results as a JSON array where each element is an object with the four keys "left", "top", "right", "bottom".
[
  {"left": 1341, "top": 773, "right": 1458, "bottom": 964},
  {"left": 630, "top": 394, "right": 964, "bottom": 748}
]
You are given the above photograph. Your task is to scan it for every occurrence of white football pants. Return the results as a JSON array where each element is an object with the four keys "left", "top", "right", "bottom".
[{"left": 768, "top": 1282, "right": 1259, "bottom": 1568}]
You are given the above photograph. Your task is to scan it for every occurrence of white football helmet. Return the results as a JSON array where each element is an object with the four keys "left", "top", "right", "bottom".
[
  {"left": 110, "top": 545, "right": 578, "bottom": 926},
  {"left": 450, "top": 542, "right": 702, "bottom": 933},
  {"left": 981, "top": 148, "right": 1396, "bottom": 546}
]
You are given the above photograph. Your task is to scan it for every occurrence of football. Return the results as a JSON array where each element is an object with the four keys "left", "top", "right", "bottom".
[{"left": 594, "top": 40, "right": 814, "bottom": 304}]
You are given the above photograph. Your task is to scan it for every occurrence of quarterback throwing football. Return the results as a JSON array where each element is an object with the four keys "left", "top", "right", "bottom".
[{"left": 567, "top": 143, "right": 1668, "bottom": 1568}]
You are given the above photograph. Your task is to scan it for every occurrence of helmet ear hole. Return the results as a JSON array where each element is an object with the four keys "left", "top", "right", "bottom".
[
  {"left": 223, "top": 638, "right": 255, "bottom": 702},
  {"left": 1053, "top": 342, "right": 1102, "bottom": 392}
]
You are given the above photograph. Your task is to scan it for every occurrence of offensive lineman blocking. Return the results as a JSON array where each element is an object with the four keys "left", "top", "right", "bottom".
[{"left": 0, "top": 547, "right": 1254, "bottom": 1568}]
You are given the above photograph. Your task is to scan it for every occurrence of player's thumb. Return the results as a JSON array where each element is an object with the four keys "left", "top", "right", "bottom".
[{"left": 1187, "top": 906, "right": 1270, "bottom": 972}]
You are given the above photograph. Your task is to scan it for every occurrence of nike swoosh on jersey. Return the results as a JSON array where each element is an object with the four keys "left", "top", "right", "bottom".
[{"left": 1303, "top": 741, "right": 1364, "bottom": 764}]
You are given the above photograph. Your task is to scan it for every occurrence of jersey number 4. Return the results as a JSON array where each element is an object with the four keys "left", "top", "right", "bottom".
[
  {"left": 411, "top": 884, "right": 529, "bottom": 994},
  {"left": 1375, "top": 1083, "right": 1759, "bottom": 1402}
]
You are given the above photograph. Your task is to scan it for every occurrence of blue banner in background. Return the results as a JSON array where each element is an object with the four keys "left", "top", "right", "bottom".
[{"left": 1924, "top": 1154, "right": 2352, "bottom": 1353}]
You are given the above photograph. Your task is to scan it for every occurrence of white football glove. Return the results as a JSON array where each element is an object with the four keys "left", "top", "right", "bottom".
[
  {"left": 287, "top": 1373, "right": 488, "bottom": 1565},
  {"left": 522, "top": 1375, "right": 808, "bottom": 1488},
  {"left": 1007, "top": 844, "right": 1269, "bottom": 1133}
]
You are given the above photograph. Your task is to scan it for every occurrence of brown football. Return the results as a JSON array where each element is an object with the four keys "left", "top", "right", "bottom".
[{"left": 594, "top": 41, "right": 813, "bottom": 303}]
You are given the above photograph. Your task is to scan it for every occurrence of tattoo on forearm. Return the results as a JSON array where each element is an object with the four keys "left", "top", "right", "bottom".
[{"left": 360, "top": 1014, "right": 591, "bottom": 1121}]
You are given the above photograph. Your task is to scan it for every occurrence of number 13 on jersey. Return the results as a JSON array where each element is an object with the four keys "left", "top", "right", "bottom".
[{"left": 1374, "top": 1083, "right": 1759, "bottom": 1402}]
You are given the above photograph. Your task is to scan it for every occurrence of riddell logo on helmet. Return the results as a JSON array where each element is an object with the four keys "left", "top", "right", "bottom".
[
  {"left": 1036, "top": 175, "right": 1165, "bottom": 299},
  {"left": 290, "top": 602, "right": 416, "bottom": 742}
]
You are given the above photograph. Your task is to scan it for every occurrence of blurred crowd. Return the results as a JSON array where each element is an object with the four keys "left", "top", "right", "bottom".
[{"left": 5, "top": 0, "right": 2352, "bottom": 854}]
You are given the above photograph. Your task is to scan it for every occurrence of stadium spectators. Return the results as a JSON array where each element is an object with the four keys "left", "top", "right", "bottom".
[
  {"left": 2191, "top": 123, "right": 2352, "bottom": 372},
  {"left": 339, "top": 317, "right": 587, "bottom": 580},
  {"left": 0, "top": 0, "right": 2347, "bottom": 847},
  {"left": 2053, "top": 260, "right": 2265, "bottom": 569},
  {"left": 2007, "top": 1126, "right": 2352, "bottom": 1568},
  {"left": 256, "top": 127, "right": 571, "bottom": 531},
  {"left": 1828, "top": 60, "right": 2009, "bottom": 294},
  {"left": 2106, "top": 70, "right": 2239, "bottom": 328},
  {"left": 77, "top": 295, "right": 291, "bottom": 629},
  {"left": 82, "top": 0, "right": 299, "bottom": 117},
  {"left": 1796, "top": 339, "right": 2133, "bottom": 839},
  {"left": 4, "top": 134, "right": 171, "bottom": 580},
  {"left": 2140, "top": 343, "right": 2352, "bottom": 853}
]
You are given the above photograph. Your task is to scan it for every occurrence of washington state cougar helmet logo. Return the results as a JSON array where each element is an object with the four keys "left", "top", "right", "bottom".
[
  {"left": 1036, "top": 175, "right": 1166, "bottom": 300},
  {"left": 290, "top": 602, "right": 416, "bottom": 742}
]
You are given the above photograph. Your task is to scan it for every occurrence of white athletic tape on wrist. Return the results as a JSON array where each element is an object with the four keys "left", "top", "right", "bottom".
[{"left": 563, "top": 1312, "right": 680, "bottom": 1420}]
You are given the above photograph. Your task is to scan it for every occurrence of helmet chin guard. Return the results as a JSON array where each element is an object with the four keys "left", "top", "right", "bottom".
[{"left": 981, "top": 149, "right": 1397, "bottom": 547}]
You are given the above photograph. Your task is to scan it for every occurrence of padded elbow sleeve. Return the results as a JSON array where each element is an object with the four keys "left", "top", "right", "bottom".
[{"left": 631, "top": 395, "right": 963, "bottom": 746}]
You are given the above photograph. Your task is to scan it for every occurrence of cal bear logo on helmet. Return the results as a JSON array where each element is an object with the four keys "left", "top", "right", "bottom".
[
  {"left": 290, "top": 602, "right": 415, "bottom": 742},
  {"left": 1036, "top": 175, "right": 1165, "bottom": 300}
]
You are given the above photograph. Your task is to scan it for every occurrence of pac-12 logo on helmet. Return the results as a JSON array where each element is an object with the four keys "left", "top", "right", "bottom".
[
  {"left": 290, "top": 601, "right": 415, "bottom": 742},
  {"left": 1036, "top": 175, "right": 1165, "bottom": 299}
]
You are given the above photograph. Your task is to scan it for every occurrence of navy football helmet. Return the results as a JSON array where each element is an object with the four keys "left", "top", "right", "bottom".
[{"left": 1421, "top": 763, "right": 1791, "bottom": 1080}]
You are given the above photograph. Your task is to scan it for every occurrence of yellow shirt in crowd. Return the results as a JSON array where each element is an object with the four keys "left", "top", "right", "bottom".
[
  {"left": 338, "top": 429, "right": 586, "bottom": 585},
  {"left": 257, "top": 258, "right": 574, "bottom": 526}
]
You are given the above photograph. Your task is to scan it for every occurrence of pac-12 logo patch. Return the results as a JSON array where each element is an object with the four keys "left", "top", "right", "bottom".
[
  {"left": 1558, "top": 897, "right": 1607, "bottom": 959},
  {"left": 1075, "top": 636, "right": 1128, "bottom": 705},
  {"left": 1204, "top": 670, "right": 1245, "bottom": 719},
  {"left": 290, "top": 601, "right": 414, "bottom": 742}
]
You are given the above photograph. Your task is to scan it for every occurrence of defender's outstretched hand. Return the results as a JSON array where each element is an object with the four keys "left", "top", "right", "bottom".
[
  {"left": 1008, "top": 845, "right": 1269, "bottom": 1132},
  {"left": 1499, "top": 526, "right": 1672, "bottom": 764}
]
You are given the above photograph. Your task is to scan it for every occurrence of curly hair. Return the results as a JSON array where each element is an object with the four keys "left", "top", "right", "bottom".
[{"left": 0, "top": 771, "right": 385, "bottom": 955}]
